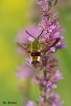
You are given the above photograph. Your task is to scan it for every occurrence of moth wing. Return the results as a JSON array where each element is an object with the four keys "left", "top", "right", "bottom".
[{"left": 17, "top": 42, "right": 30, "bottom": 48}]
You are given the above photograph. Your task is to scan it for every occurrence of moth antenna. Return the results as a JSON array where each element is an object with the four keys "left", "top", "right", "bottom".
[
  {"left": 25, "top": 30, "right": 35, "bottom": 38},
  {"left": 38, "top": 30, "right": 43, "bottom": 39}
]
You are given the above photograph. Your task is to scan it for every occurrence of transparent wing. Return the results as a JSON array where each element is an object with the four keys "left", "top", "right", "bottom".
[{"left": 17, "top": 42, "right": 31, "bottom": 53}]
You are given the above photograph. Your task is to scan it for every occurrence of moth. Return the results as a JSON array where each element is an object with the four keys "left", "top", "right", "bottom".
[
  {"left": 17, "top": 30, "right": 60, "bottom": 64},
  {"left": 17, "top": 30, "right": 44, "bottom": 64}
]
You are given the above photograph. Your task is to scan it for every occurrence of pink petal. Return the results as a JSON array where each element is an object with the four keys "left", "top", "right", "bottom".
[{"left": 50, "top": 47, "right": 55, "bottom": 52}]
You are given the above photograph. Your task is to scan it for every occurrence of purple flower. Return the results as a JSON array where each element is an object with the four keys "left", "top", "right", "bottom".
[
  {"left": 41, "top": 5, "right": 47, "bottom": 12},
  {"left": 43, "top": 80, "right": 47, "bottom": 85},
  {"left": 38, "top": 18, "right": 51, "bottom": 33},
  {"left": 36, "top": 0, "right": 48, "bottom": 6},
  {"left": 51, "top": 93, "right": 60, "bottom": 102},
  {"left": 52, "top": 101, "right": 64, "bottom": 106},
  {"left": 38, "top": 98, "right": 44, "bottom": 102},
  {"left": 53, "top": 32, "right": 64, "bottom": 41},
  {"left": 26, "top": 101, "right": 34, "bottom": 106},
  {"left": 16, "top": 63, "right": 37, "bottom": 80},
  {"left": 26, "top": 57, "right": 33, "bottom": 66},
  {"left": 57, "top": 101, "right": 64, "bottom": 106},
  {"left": 54, "top": 70, "right": 63, "bottom": 80},
  {"left": 50, "top": 47, "right": 56, "bottom": 52},
  {"left": 36, "top": 0, "right": 48, "bottom": 13},
  {"left": 56, "top": 42, "right": 66, "bottom": 49},
  {"left": 28, "top": 37, "right": 34, "bottom": 42},
  {"left": 53, "top": 32, "right": 60, "bottom": 39},
  {"left": 52, "top": 100, "right": 64, "bottom": 106},
  {"left": 48, "top": 93, "right": 64, "bottom": 106},
  {"left": 16, "top": 0, "right": 65, "bottom": 105},
  {"left": 38, "top": 17, "right": 60, "bottom": 37},
  {"left": 46, "top": 82, "right": 57, "bottom": 92}
]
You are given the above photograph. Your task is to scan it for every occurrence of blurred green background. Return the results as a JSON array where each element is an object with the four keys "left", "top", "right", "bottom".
[{"left": 0, "top": 0, "right": 71, "bottom": 106}]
